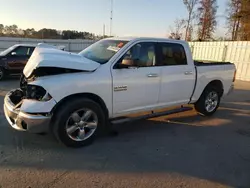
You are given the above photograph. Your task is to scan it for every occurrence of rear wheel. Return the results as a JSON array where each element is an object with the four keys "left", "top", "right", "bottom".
[
  {"left": 52, "top": 98, "right": 106, "bottom": 148},
  {"left": 194, "top": 86, "right": 221, "bottom": 116}
]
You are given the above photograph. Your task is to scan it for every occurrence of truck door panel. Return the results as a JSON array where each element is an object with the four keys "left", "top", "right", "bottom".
[
  {"left": 111, "top": 42, "right": 161, "bottom": 115},
  {"left": 157, "top": 42, "right": 195, "bottom": 106}
]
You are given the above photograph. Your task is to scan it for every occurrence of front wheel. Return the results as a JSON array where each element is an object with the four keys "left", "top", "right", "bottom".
[
  {"left": 52, "top": 98, "right": 106, "bottom": 148},
  {"left": 194, "top": 86, "right": 221, "bottom": 116}
]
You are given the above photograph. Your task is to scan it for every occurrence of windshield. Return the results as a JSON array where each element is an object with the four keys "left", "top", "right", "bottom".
[
  {"left": 0, "top": 45, "right": 16, "bottom": 56},
  {"left": 79, "top": 39, "right": 128, "bottom": 64}
]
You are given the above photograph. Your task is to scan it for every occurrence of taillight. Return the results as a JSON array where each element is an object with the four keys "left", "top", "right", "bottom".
[{"left": 233, "top": 70, "right": 236, "bottom": 82}]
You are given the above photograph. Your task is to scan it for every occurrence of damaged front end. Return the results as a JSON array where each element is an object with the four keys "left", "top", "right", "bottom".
[
  {"left": 4, "top": 88, "right": 54, "bottom": 133},
  {"left": 4, "top": 43, "right": 100, "bottom": 133},
  {"left": 20, "top": 65, "right": 90, "bottom": 98},
  {"left": 5, "top": 67, "right": 89, "bottom": 133},
  {"left": 4, "top": 72, "right": 58, "bottom": 133}
]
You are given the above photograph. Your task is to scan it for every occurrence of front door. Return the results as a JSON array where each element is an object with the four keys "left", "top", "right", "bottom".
[{"left": 111, "top": 42, "right": 161, "bottom": 116}]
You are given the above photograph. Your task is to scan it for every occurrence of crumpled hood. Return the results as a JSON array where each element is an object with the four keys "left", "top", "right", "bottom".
[{"left": 23, "top": 43, "right": 100, "bottom": 78}]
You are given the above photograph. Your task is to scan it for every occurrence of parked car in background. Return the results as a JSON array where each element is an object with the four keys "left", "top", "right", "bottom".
[
  {"left": 0, "top": 44, "right": 36, "bottom": 80},
  {"left": 0, "top": 43, "right": 66, "bottom": 80},
  {"left": 4, "top": 37, "right": 236, "bottom": 148}
]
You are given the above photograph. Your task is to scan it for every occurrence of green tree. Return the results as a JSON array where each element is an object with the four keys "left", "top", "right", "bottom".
[
  {"left": 4, "top": 24, "right": 18, "bottom": 36},
  {"left": 0, "top": 24, "right": 98, "bottom": 40},
  {"left": 37, "top": 28, "right": 61, "bottom": 39},
  {"left": 23, "top": 28, "right": 37, "bottom": 38}
]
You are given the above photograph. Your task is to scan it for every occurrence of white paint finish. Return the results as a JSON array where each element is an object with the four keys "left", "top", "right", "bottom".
[
  {"left": 28, "top": 38, "right": 235, "bottom": 118},
  {"left": 111, "top": 67, "right": 161, "bottom": 115},
  {"left": 23, "top": 44, "right": 100, "bottom": 77},
  {"left": 109, "top": 37, "right": 193, "bottom": 116},
  {"left": 4, "top": 37, "right": 236, "bottom": 120},
  {"left": 190, "top": 63, "right": 236, "bottom": 103},
  {"left": 157, "top": 41, "right": 196, "bottom": 107},
  {"left": 29, "top": 64, "right": 113, "bottom": 117},
  {"left": 158, "top": 65, "right": 196, "bottom": 106},
  {"left": 20, "top": 98, "right": 57, "bottom": 113}
]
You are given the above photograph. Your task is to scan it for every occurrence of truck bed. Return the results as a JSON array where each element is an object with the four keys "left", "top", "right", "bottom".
[{"left": 190, "top": 61, "right": 235, "bottom": 103}]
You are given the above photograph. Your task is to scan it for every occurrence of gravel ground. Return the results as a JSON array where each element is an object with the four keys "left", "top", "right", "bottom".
[{"left": 0, "top": 80, "right": 250, "bottom": 188}]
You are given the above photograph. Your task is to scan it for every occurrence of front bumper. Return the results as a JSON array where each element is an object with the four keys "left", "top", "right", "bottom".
[{"left": 3, "top": 90, "right": 52, "bottom": 133}]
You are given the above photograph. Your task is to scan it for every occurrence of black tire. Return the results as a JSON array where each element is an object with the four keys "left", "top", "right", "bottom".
[
  {"left": 52, "top": 98, "right": 106, "bottom": 148},
  {"left": 194, "top": 86, "right": 221, "bottom": 116},
  {"left": 0, "top": 68, "right": 5, "bottom": 81}
]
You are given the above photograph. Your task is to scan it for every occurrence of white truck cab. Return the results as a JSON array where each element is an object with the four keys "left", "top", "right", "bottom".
[{"left": 4, "top": 37, "right": 236, "bottom": 148}]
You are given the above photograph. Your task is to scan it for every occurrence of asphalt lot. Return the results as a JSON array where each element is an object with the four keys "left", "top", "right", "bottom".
[{"left": 0, "top": 79, "right": 250, "bottom": 188}]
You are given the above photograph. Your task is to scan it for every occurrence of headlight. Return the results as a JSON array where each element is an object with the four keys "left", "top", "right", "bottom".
[{"left": 26, "top": 85, "right": 52, "bottom": 101}]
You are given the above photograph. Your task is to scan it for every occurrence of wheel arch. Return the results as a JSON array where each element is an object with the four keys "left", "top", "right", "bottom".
[
  {"left": 51, "top": 93, "right": 109, "bottom": 119},
  {"left": 204, "top": 80, "right": 224, "bottom": 97},
  {"left": 194, "top": 79, "right": 223, "bottom": 116}
]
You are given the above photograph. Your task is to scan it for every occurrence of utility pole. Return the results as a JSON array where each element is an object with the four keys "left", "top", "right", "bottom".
[
  {"left": 103, "top": 24, "right": 106, "bottom": 37},
  {"left": 110, "top": 0, "right": 113, "bottom": 36}
]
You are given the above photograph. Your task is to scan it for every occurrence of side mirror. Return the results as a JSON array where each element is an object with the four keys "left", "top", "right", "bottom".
[
  {"left": 11, "top": 52, "right": 17, "bottom": 56},
  {"left": 115, "top": 57, "right": 138, "bottom": 69}
]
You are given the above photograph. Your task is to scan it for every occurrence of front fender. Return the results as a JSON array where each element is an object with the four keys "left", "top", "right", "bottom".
[{"left": 28, "top": 71, "right": 113, "bottom": 117}]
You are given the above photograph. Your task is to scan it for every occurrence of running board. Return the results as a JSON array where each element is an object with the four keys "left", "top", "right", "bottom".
[{"left": 111, "top": 107, "right": 193, "bottom": 124}]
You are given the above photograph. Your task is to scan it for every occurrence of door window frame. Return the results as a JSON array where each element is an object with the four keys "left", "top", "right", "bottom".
[
  {"left": 112, "top": 41, "right": 160, "bottom": 69},
  {"left": 156, "top": 42, "right": 188, "bottom": 67}
]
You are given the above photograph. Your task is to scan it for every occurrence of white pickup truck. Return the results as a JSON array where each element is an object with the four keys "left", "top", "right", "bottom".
[{"left": 4, "top": 37, "right": 236, "bottom": 148}]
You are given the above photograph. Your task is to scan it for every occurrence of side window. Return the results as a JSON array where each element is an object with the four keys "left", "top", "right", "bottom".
[
  {"left": 159, "top": 43, "right": 187, "bottom": 66},
  {"left": 120, "top": 42, "right": 156, "bottom": 67},
  {"left": 12, "top": 46, "right": 29, "bottom": 56}
]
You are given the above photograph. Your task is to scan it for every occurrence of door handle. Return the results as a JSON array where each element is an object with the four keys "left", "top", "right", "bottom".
[
  {"left": 184, "top": 71, "right": 193, "bottom": 75},
  {"left": 147, "top": 73, "right": 159, "bottom": 78}
]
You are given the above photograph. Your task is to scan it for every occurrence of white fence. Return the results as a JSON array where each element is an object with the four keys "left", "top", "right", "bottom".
[
  {"left": 189, "top": 41, "right": 250, "bottom": 81},
  {"left": 0, "top": 37, "right": 250, "bottom": 81}
]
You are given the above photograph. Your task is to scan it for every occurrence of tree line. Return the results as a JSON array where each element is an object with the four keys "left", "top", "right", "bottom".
[
  {"left": 169, "top": 0, "right": 250, "bottom": 41},
  {"left": 0, "top": 24, "right": 108, "bottom": 40}
]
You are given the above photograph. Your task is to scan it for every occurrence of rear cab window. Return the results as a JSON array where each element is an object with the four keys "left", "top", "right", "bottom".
[{"left": 157, "top": 42, "right": 188, "bottom": 66}]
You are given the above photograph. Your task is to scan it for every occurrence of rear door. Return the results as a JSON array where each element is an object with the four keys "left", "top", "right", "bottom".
[
  {"left": 111, "top": 41, "right": 161, "bottom": 115},
  {"left": 156, "top": 42, "right": 196, "bottom": 107}
]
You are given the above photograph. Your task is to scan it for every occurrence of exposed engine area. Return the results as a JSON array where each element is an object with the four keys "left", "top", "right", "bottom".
[{"left": 16, "top": 67, "right": 87, "bottom": 105}]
